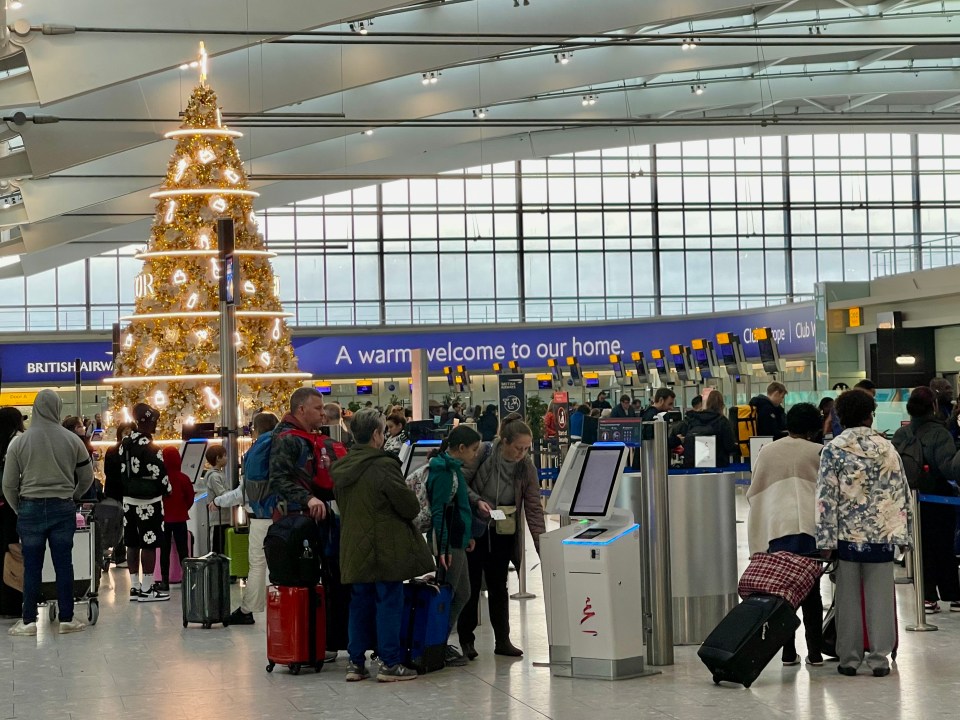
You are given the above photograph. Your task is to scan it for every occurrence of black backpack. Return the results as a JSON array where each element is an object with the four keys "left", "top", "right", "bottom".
[
  {"left": 263, "top": 514, "right": 322, "bottom": 587},
  {"left": 893, "top": 426, "right": 930, "bottom": 492}
]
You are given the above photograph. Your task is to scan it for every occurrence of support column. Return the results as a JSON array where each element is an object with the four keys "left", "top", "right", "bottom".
[
  {"left": 217, "top": 217, "right": 240, "bottom": 491},
  {"left": 411, "top": 348, "right": 429, "bottom": 421}
]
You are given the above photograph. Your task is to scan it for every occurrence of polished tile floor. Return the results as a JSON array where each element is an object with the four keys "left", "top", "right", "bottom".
[{"left": 2, "top": 496, "right": 958, "bottom": 720}]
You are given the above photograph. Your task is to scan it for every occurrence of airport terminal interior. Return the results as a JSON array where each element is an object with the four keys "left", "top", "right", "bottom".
[{"left": 4, "top": 1, "right": 960, "bottom": 718}]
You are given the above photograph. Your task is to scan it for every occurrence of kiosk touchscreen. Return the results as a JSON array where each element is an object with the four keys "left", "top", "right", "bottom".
[
  {"left": 180, "top": 439, "right": 208, "bottom": 485},
  {"left": 400, "top": 440, "right": 442, "bottom": 477},
  {"left": 182, "top": 439, "right": 211, "bottom": 555}
]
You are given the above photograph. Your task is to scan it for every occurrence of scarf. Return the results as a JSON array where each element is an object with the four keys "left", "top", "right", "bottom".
[{"left": 475, "top": 439, "right": 519, "bottom": 506}]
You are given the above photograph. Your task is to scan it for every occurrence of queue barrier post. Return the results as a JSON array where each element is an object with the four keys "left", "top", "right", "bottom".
[
  {"left": 511, "top": 512, "right": 536, "bottom": 600},
  {"left": 906, "top": 490, "right": 938, "bottom": 632}
]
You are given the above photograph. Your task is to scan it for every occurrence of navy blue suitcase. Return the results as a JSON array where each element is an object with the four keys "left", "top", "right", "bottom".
[{"left": 400, "top": 579, "right": 452, "bottom": 673}]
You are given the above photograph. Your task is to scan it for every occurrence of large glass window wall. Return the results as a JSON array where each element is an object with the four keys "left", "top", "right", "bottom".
[{"left": 2, "top": 132, "right": 959, "bottom": 332}]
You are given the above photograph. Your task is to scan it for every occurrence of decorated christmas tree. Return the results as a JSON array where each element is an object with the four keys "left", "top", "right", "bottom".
[{"left": 108, "top": 45, "right": 309, "bottom": 438}]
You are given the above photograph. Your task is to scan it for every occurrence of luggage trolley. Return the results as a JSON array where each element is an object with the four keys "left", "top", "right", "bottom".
[{"left": 40, "top": 506, "right": 100, "bottom": 625}]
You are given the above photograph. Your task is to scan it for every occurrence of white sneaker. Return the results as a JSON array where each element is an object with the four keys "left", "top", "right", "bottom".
[
  {"left": 138, "top": 583, "right": 171, "bottom": 603},
  {"left": 8, "top": 620, "right": 37, "bottom": 636},
  {"left": 58, "top": 619, "right": 86, "bottom": 634}
]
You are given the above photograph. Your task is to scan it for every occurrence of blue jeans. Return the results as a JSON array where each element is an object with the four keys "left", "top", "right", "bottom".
[
  {"left": 17, "top": 498, "right": 76, "bottom": 623},
  {"left": 348, "top": 581, "right": 404, "bottom": 667}
]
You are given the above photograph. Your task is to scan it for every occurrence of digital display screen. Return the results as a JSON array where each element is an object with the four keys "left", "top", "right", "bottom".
[
  {"left": 568, "top": 364, "right": 582, "bottom": 382},
  {"left": 403, "top": 444, "right": 437, "bottom": 477},
  {"left": 356, "top": 384, "right": 373, "bottom": 395},
  {"left": 224, "top": 255, "right": 235, "bottom": 305},
  {"left": 719, "top": 343, "right": 739, "bottom": 373},
  {"left": 758, "top": 340, "right": 779, "bottom": 374},
  {"left": 653, "top": 357, "right": 667, "bottom": 373},
  {"left": 550, "top": 364, "right": 563, "bottom": 382},
  {"left": 585, "top": 375, "right": 600, "bottom": 388},
  {"left": 597, "top": 419, "right": 643, "bottom": 445},
  {"left": 576, "top": 527, "right": 606, "bottom": 540},
  {"left": 316, "top": 383, "right": 332, "bottom": 395},
  {"left": 672, "top": 353, "right": 689, "bottom": 382},
  {"left": 538, "top": 379, "right": 553, "bottom": 390},
  {"left": 570, "top": 446, "right": 624, "bottom": 517},
  {"left": 692, "top": 347, "right": 713, "bottom": 379},
  {"left": 180, "top": 440, "right": 208, "bottom": 485}
]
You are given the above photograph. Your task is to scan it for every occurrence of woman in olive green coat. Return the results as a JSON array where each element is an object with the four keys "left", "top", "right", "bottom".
[{"left": 332, "top": 409, "right": 435, "bottom": 682}]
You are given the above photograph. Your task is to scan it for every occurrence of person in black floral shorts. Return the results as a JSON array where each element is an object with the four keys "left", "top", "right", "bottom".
[{"left": 120, "top": 403, "right": 171, "bottom": 602}]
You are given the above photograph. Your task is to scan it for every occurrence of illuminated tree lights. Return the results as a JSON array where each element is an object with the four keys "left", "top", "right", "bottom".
[{"left": 109, "top": 71, "right": 308, "bottom": 438}]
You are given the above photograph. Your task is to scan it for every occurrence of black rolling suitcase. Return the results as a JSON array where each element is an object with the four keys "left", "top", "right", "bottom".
[
  {"left": 698, "top": 594, "right": 799, "bottom": 688},
  {"left": 182, "top": 554, "right": 231, "bottom": 629}
]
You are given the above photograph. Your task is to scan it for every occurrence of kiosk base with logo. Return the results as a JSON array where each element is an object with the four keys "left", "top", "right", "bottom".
[{"left": 540, "top": 442, "right": 647, "bottom": 680}]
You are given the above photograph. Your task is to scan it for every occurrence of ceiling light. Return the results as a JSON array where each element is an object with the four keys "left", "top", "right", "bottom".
[
  {"left": 681, "top": 38, "right": 698, "bottom": 51},
  {"left": 514, "top": 0, "right": 530, "bottom": 6},
  {"left": 473, "top": 108, "right": 488, "bottom": 119},
  {"left": 8, "top": 1, "right": 23, "bottom": 9},
  {"left": 179, "top": 64, "right": 189, "bottom": 71},
  {"left": 895, "top": 354, "right": 916, "bottom": 366},
  {"left": 421, "top": 71, "right": 441, "bottom": 85},
  {"left": 362, "top": 129, "right": 374, "bottom": 136},
  {"left": 350, "top": 20, "right": 371, "bottom": 34},
  {"left": 554, "top": 52, "right": 572, "bottom": 65},
  {"left": 189, "top": 61, "right": 199, "bottom": 68},
  {"left": 581, "top": 94, "right": 598, "bottom": 107},
  {"left": 691, "top": 84, "right": 706, "bottom": 95},
  {"left": 954, "top": 355, "right": 960, "bottom": 363}
]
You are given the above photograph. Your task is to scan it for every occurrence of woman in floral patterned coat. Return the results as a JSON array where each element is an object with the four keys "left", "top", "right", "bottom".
[{"left": 816, "top": 389, "right": 912, "bottom": 678}]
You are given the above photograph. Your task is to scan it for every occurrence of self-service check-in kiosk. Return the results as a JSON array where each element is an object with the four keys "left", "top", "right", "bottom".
[
  {"left": 399, "top": 440, "right": 442, "bottom": 477},
  {"left": 540, "top": 442, "right": 646, "bottom": 680}
]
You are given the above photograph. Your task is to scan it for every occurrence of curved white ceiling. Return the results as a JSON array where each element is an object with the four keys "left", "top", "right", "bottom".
[{"left": 1, "top": 0, "right": 959, "bottom": 276}]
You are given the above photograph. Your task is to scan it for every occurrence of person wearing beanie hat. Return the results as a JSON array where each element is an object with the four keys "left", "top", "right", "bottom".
[{"left": 121, "top": 403, "right": 171, "bottom": 602}]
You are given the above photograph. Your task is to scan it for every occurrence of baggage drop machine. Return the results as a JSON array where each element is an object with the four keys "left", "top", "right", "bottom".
[
  {"left": 691, "top": 338, "right": 724, "bottom": 398},
  {"left": 668, "top": 344, "right": 697, "bottom": 412},
  {"left": 715, "top": 332, "right": 752, "bottom": 407},
  {"left": 540, "top": 442, "right": 647, "bottom": 680}
]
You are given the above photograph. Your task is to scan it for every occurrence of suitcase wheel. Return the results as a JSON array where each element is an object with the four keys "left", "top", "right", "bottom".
[
  {"left": 743, "top": 682, "right": 752, "bottom": 689},
  {"left": 313, "top": 662, "right": 323, "bottom": 672},
  {"left": 183, "top": 621, "right": 188, "bottom": 628},
  {"left": 289, "top": 664, "right": 301, "bottom": 675},
  {"left": 712, "top": 674, "right": 721, "bottom": 685},
  {"left": 48, "top": 602, "right": 57, "bottom": 622},
  {"left": 202, "top": 623, "right": 211, "bottom": 629},
  {"left": 87, "top": 600, "right": 99, "bottom": 626},
  {"left": 266, "top": 663, "right": 275, "bottom": 673}
]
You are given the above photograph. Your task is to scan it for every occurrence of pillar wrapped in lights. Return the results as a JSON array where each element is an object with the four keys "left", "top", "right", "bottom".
[{"left": 107, "top": 44, "right": 310, "bottom": 438}]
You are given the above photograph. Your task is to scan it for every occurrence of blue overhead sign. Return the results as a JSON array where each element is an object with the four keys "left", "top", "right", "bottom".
[
  {"left": 0, "top": 303, "right": 814, "bottom": 383},
  {"left": 296, "top": 302, "right": 814, "bottom": 377}
]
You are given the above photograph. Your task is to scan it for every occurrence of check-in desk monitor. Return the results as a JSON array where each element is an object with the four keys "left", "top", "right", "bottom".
[
  {"left": 400, "top": 440, "right": 442, "bottom": 478},
  {"left": 544, "top": 442, "right": 590, "bottom": 517}
]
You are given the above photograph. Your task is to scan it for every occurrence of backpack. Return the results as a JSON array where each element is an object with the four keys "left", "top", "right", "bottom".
[
  {"left": 263, "top": 514, "right": 322, "bottom": 586},
  {"left": 893, "top": 426, "right": 930, "bottom": 492},
  {"left": 242, "top": 432, "right": 274, "bottom": 515},
  {"left": 278, "top": 429, "right": 347, "bottom": 494},
  {"left": 406, "top": 463, "right": 433, "bottom": 533},
  {"left": 728, "top": 405, "right": 758, "bottom": 458}
]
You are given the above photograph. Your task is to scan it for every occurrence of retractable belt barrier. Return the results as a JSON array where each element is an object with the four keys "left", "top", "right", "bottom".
[{"left": 902, "top": 491, "right": 960, "bottom": 633}]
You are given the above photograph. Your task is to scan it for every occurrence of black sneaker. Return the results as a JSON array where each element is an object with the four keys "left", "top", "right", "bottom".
[
  {"left": 229, "top": 607, "right": 255, "bottom": 625},
  {"left": 138, "top": 583, "right": 171, "bottom": 603},
  {"left": 157, "top": 581, "right": 170, "bottom": 593},
  {"left": 461, "top": 641, "right": 478, "bottom": 660},
  {"left": 873, "top": 667, "right": 891, "bottom": 678},
  {"left": 838, "top": 665, "right": 857, "bottom": 677},
  {"left": 445, "top": 645, "right": 469, "bottom": 667},
  {"left": 494, "top": 643, "right": 523, "bottom": 657},
  {"left": 345, "top": 662, "right": 370, "bottom": 682},
  {"left": 129, "top": 587, "right": 145, "bottom": 601}
]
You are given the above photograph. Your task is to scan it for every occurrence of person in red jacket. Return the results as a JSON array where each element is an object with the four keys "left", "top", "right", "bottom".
[{"left": 158, "top": 446, "right": 194, "bottom": 591}]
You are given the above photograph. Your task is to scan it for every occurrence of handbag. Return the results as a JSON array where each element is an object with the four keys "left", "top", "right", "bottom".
[
  {"left": 494, "top": 505, "right": 517, "bottom": 535},
  {"left": 3, "top": 543, "right": 23, "bottom": 592},
  {"left": 737, "top": 551, "right": 822, "bottom": 609}
]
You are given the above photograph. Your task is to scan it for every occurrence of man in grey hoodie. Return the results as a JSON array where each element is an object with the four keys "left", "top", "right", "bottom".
[{"left": 2, "top": 389, "right": 94, "bottom": 635}]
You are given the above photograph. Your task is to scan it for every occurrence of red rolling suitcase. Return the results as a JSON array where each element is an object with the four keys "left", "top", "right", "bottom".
[{"left": 265, "top": 584, "right": 326, "bottom": 675}]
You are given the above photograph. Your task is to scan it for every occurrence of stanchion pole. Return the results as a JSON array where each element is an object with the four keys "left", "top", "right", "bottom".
[
  {"left": 510, "top": 512, "right": 536, "bottom": 600},
  {"left": 906, "top": 490, "right": 937, "bottom": 632},
  {"left": 895, "top": 546, "right": 913, "bottom": 585},
  {"left": 641, "top": 420, "right": 674, "bottom": 666}
]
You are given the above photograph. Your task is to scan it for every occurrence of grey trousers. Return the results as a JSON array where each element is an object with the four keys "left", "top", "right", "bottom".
[
  {"left": 446, "top": 548, "right": 471, "bottom": 638},
  {"left": 835, "top": 560, "right": 896, "bottom": 671}
]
